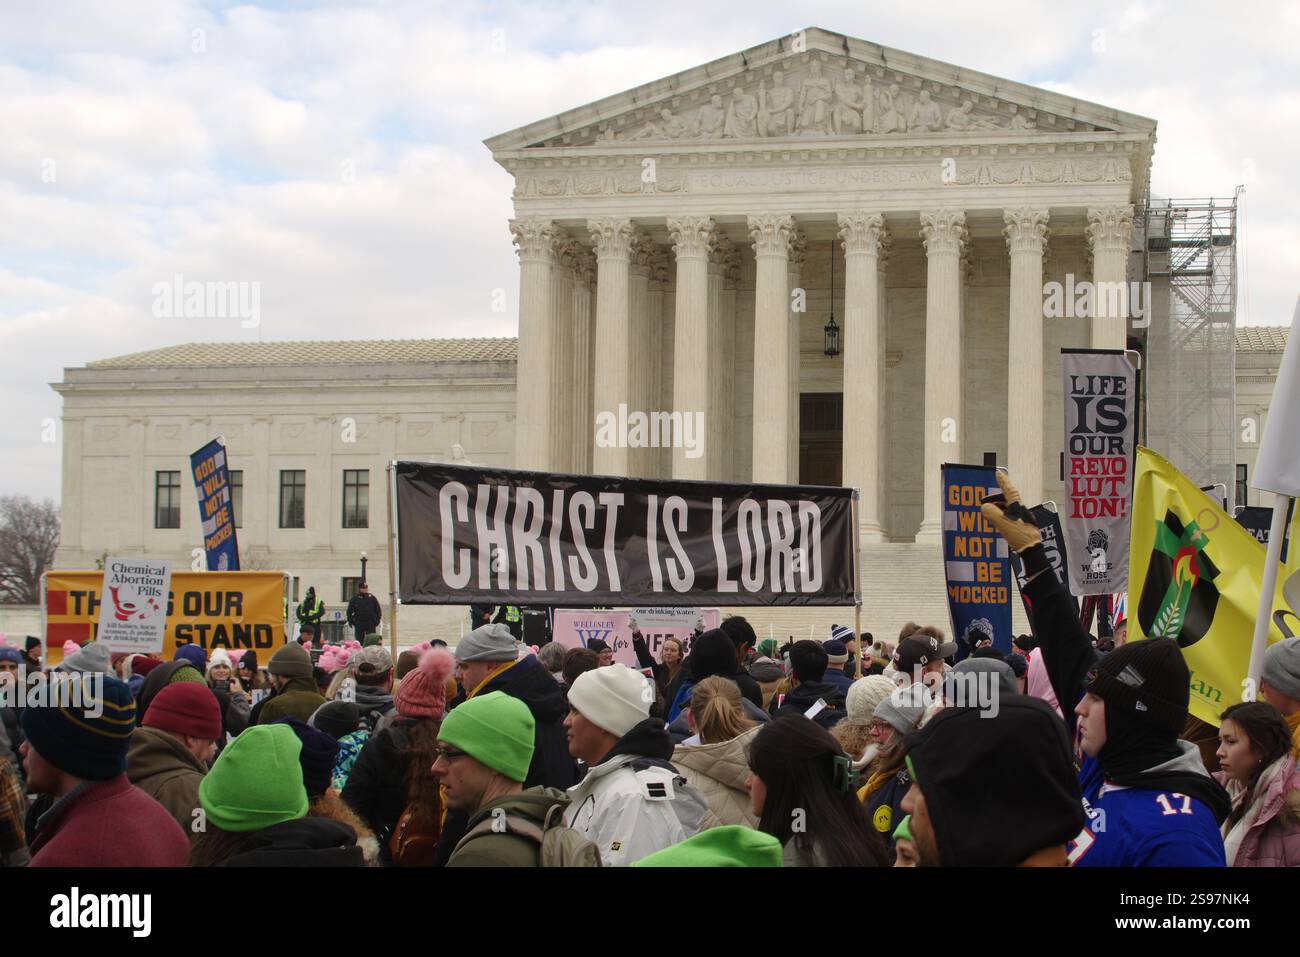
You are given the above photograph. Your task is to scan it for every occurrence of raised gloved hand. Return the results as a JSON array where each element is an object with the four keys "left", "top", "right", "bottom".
[{"left": 979, "top": 470, "right": 1042, "bottom": 554}]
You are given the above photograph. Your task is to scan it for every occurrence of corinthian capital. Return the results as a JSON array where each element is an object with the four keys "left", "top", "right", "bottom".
[
  {"left": 1086, "top": 205, "right": 1134, "bottom": 253},
  {"left": 919, "top": 209, "right": 968, "bottom": 256},
  {"left": 837, "top": 211, "right": 887, "bottom": 256},
  {"left": 747, "top": 213, "right": 794, "bottom": 258},
  {"left": 1003, "top": 207, "right": 1050, "bottom": 255},
  {"left": 587, "top": 218, "right": 636, "bottom": 261},
  {"left": 509, "top": 218, "right": 559, "bottom": 262},
  {"left": 667, "top": 216, "right": 716, "bottom": 260}
]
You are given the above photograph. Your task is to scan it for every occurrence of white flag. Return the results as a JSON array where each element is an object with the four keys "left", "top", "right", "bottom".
[{"left": 1253, "top": 295, "right": 1300, "bottom": 497}]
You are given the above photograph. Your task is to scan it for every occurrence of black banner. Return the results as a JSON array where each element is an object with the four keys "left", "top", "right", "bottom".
[
  {"left": 393, "top": 462, "right": 857, "bottom": 607},
  {"left": 1009, "top": 504, "right": 1079, "bottom": 622},
  {"left": 1234, "top": 503, "right": 1295, "bottom": 561}
]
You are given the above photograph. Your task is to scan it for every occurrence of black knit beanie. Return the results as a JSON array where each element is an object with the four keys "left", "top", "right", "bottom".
[{"left": 1085, "top": 638, "right": 1189, "bottom": 736}]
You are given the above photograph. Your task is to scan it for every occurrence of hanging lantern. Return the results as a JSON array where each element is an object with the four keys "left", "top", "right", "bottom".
[{"left": 823, "top": 239, "right": 841, "bottom": 357}]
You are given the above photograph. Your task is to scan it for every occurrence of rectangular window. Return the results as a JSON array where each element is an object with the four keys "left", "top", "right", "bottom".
[
  {"left": 229, "top": 469, "right": 243, "bottom": 528},
  {"left": 1236, "top": 464, "right": 1248, "bottom": 510},
  {"left": 342, "top": 469, "right": 369, "bottom": 528},
  {"left": 341, "top": 577, "right": 362, "bottom": 603},
  {"left": 154, "top": 471, "right": 181, "bottom": 529},
  {"left": 279, "top": 470, "right": 306, "bottom": 529}
]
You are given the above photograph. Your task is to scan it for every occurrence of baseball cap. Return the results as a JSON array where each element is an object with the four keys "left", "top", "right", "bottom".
[{"left": 892, "top": 633, "right": 958, "bottom": 675}]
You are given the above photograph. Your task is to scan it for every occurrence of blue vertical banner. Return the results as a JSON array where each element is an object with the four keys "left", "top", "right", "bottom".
[
  {"left": 941, "top": 463, "right": 1013, "bottom": 656},
  {"left": 190, "top": 439, "right": 240, "bottom": 572}
]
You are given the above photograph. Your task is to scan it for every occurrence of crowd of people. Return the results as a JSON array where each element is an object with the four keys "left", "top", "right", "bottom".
[{"left": 3, "top": 474, "right": 1299, "bottom": 867}]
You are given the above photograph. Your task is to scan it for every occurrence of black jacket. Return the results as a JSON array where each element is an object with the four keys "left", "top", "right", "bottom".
[
  {"left": 220, "top": 818, "right": 364, "bottom": 867},
  {"left": 346, "top": 593, "right": 382, "bottom": 633},
  {"left": 480, "top": 655, "right": 578, "bottom": 791},
  {"left": 340, "top": 718, "right": 425, "bottom": 852},
  {"left": 770, "top": 681, "right": 847, "bottom": 730}
]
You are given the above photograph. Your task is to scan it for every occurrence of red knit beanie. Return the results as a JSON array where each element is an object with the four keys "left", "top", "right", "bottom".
[
  {"left": 131, "top": 655, "right": 164, "bottom": 678},
  {"left": 394, "top": 648, "right": 455, "bottom": 719},
  {"left": 142, "top": 682, "right": 222, "bottom": 740}
]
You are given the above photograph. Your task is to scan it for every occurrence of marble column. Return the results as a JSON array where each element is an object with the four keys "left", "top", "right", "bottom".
[
  {"left": 917, "top": 209, "right": 968, "bottom": 543},
  {"left": 645, "top": 250, "right": 668, "bottom": 478},
  {"left": 509, "top": 218, "right": 558, "bottom": 470},
  {"left": 717, "top": 239, "right": 739, "bottom": 483},
  {"left": 876, "top": 232, "right": 892, "bottom": 538},
  {"left": 668, "top": 216, "right": 715, "bottom": 480},
  {"left": 1005, "top": 207, "right": 1050, "bottom": 504},
  {"left": 549, "top": 234, "right": 579, "bottom": 472},
  {"left": 571, "top": 250, "right": 596, "bottom": 473},
  {"left": 706, "top": 234, "right": 730, "bottom": 480},
  {"left": 787, "top": 230, "right": 807, "bottom": 482},
  {"left": 748, "top": 214, "right": 794, "bottom": 484},
  {"left": 838, "top": 211, "right": 888, "bottom": 542},
  {"left": 588, "top": 218, "right": 636, "bottom": 477},
  {"left": 627, "top": 234, "right": 654, "bottom": 477},
  {"left": 1087, "top": 205, "right": 1134, "bottom": 350}
]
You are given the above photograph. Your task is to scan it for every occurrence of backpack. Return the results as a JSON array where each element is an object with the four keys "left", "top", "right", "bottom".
[
  {"left": 389, "top": 804, "right": 441, "bottom": 867},
  {"left": 452, "top": 802, "right": 602, "bottom": 867}
]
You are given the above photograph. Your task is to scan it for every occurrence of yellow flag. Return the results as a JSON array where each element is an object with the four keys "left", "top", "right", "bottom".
[{"left": 1129, "top": 447, "right": 1294, "bottom": 726}]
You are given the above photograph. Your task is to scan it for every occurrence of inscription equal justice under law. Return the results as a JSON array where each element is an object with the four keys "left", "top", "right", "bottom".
[{"left": 688, "top": 165, "right": 940, "bottom": 192}]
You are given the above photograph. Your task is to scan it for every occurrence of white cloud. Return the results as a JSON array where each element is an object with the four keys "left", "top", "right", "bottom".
[{"left": 0, "top": 0, "right": 1294, "bottom": 502}]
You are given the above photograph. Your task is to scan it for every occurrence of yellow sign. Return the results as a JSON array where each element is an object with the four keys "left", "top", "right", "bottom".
[
  {"left": 1128, "top": 448, "right": 1293, "bottom": 726},
  {"left": 44, "top": 571, "right": 289, "bottom": 666}
]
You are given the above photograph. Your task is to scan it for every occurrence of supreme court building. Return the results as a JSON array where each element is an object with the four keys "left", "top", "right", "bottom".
[
  {"left": 490, "top": 27, "right": 1154, "bottom": 545},
  {"left": 52, "top": 29, "right": 1276, "bottom": 643}
]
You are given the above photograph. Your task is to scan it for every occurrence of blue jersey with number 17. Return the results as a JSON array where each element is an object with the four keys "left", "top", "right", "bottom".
[{"left": 1066, "top": 755, "right": 1226, "bottom": 867}]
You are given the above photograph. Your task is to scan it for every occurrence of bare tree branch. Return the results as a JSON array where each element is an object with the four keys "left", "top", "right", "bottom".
[{"left": 0, "top": 496, "right": 60, "bottom": 604}]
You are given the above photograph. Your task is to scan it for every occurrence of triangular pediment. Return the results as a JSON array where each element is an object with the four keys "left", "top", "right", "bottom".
[{"left": 486, "top": 27, "right": 1156, "bottom": 153}]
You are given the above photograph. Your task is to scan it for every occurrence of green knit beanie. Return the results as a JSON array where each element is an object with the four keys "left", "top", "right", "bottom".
[
  {"left": 168, "top": 664, "right": 207, "bottom": 685},
  {"left": 363, "top": 632, "right": 383, "bottom": 647},
  {"left": 634, "top": 825, "right": 783, "bottom": 867},
  {"left": 437, "top": 691, "right": 535, "bottom": 782},
  {"left": 199, "top": 724, "right": 309, "bottom": 833}
]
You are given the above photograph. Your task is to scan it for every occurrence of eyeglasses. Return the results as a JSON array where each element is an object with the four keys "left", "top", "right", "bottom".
[{"left": 432, "top": 747, "right": 469, "bottom": 763}]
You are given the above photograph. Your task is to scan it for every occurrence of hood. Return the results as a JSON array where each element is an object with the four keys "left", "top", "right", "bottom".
[
  {"left": 221, "top": 817, "right": 363, "bottom": 867},
  {"left": 353, "top": 686, "right": 394, "bottom": 714},
  {"left": 138, "top": 660, "right": 197, "bottom": 719},
  {"left": 671, "top": 726, "right": 759, "bottom": 792},
  {"left": 484, "top": 655, "right": 568, "bottom": 724},
  {"left": 467, "top": 786, "right": 569, "bottom": 831},
  {"left": 1108, "top": 739, "right": 1233, "bottom": 825},
  {"left": 598, "top": 717, "right": 675, "bottom": 766},
  {"left": 781, "top": 681, "right": 846, "bottom": 710},
  {"left": 127, "top": 725, "right": 206, "bottom": 783},
  {"left": 747, "top": 661, "right": 784, "bottom": 683}
]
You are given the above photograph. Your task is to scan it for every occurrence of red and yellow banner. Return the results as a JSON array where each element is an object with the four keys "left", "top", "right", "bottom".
[{"left": 44, "top": 571, "right": 288, "bottom": 666}]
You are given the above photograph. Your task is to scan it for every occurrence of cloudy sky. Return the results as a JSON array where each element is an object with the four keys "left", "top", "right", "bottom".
[{"left": 3, "top": 0, "right": 1297, "bottom": 502}]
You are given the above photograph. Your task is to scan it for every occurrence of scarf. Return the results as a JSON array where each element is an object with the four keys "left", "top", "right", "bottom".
[{"left": 1221, "top": 755, "right": 1287, "bottom": 866}]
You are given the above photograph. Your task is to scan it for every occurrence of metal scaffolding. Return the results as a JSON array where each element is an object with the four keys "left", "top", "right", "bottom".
[{"left": 1137, "top": 196, "right": 1238, "bottom": 503}]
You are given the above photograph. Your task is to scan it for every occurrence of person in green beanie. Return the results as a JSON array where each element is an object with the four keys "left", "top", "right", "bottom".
[
  {"left": 435, "top": 691, "right": 572, "bottom": 867},
  {"left": 634, "top": 825, "right": 782, "bottom": 867},
  {"left": 189, "top": 724, "right": 362, "bottom": 867}
]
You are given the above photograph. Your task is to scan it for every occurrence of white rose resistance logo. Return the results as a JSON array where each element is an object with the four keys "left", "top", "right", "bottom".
[{"left": 1137, "top": 510, "right": 1221, "bottom": 647}]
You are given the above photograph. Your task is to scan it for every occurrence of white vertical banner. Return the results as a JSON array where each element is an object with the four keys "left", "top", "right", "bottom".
[
  {"left": 97, "top": 557, "right": 173, "bottom": 653},
  {"left": 1061, "top": 349, "right": 1137, "bottom": 595}
]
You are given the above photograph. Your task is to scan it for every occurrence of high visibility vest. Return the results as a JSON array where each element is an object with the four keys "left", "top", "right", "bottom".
[{"left": 505, "top": 605, "right": 522, "bottom": 623}]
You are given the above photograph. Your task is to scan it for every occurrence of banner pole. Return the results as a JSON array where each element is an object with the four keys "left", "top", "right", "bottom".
[
  {"left": 1247, "top": 492, "right": 1291, "bottom": 689},
  {"left": 851, "top": 490, "right": 863, "bottom": 679},
  {"left": 386, "top": 462, "right": 398, "bottom": 660}
]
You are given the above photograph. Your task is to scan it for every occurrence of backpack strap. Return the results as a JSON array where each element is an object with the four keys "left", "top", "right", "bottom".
[{"left": 452, "top": 813, "right": 547, "bottom": 856}]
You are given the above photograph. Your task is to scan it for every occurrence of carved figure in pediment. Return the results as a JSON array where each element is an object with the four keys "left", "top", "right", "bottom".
[
  {"left": 908, "top": 90, "right": 943, "bottom": 132},
  {"left": 695, "top": 93, "right": 726, "bottom": 138},
  {"left": 724, "top": 84, "right": 759, "bottom": 138},
  {"left": 831, "top": 67, "right": 865, "bottom": 135},
  {"left": 874, "top": 83, "right": 904, "bottom": 133},
  {"left": 757, "top": 70, "right": 796, "bottom": 137},
  {"left": 946, "top": 99, "right": 1002, "bottom": 131},
  {"left": 1009, "top": 111, "right": 1037, "bottom": 130},
  {"left": 796, "top": 60, "right": 834, "bottom": 134}
]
